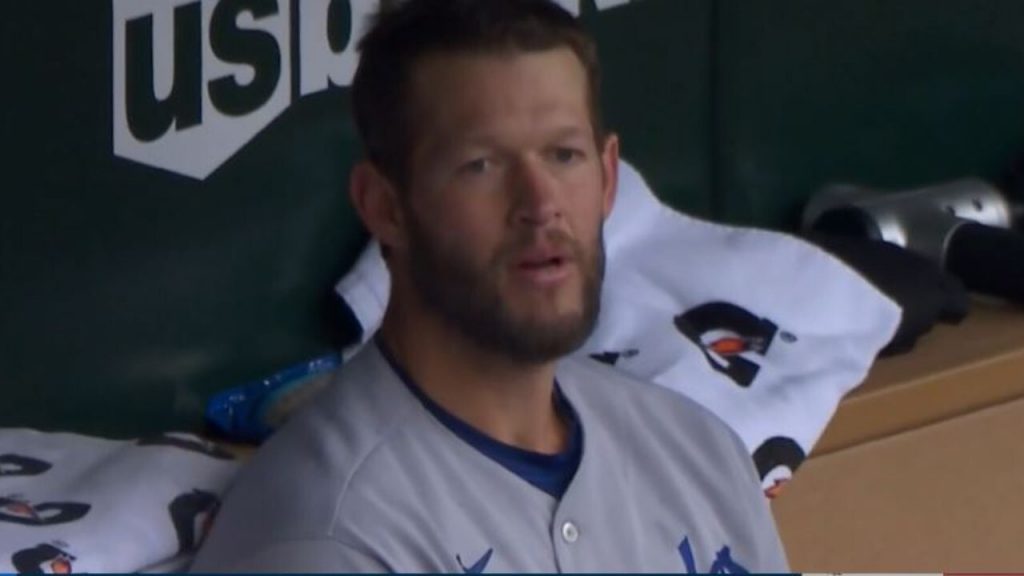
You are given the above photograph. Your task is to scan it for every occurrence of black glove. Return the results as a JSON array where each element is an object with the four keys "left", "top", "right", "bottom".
[{"left": 802, "top": 232, "right": 970, "bottom": 356}]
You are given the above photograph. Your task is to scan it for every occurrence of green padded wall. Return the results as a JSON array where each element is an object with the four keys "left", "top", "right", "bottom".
[
  {"left": 0, "top": 0, "right": 711, "bottom": 437},
  {"left": 3, "top": 2, "right": 369, "bottom": 437},
  {"left": 714, "top": 0, "right": 1024, "bottom": 228},
  {"left": 584, "top": 0, "right": 713, "bottom": 217}
]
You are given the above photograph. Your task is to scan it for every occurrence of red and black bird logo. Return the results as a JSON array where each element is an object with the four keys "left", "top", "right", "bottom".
[
  {"left": 674, "top": 301, "right": 795, "bottom": 388},
  {"left": 11, "top": 543, "right": 75, "bottom": 574},
  {"left": 0, "top": 497, "right": 90, "bottom": 527}
]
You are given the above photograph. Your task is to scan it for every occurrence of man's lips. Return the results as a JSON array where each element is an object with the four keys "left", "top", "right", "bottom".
[
  {"left": 516, "top": 249, "right": 569, "bottom": 267},
  {"left": 511, "top": 247, "right": 574, "bottom": 285}
]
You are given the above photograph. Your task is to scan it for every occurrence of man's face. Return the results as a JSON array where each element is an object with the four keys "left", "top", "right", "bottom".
[{"left": 396, "top": 48, "right": 618, "bottom": 363}]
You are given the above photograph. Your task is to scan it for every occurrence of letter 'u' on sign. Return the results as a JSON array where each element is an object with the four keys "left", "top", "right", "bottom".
[{"left": 113, "top": 0, "right": 292, "bottom": 180}]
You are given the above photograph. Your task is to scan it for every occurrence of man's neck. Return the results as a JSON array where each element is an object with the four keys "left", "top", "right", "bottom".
[{"left": 378, "top": 301, "right": 568, "bottom": 455}]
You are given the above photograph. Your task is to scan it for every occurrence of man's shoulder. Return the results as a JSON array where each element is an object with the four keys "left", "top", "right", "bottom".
[
  {"left": 249, "top": 343, "right": 423, "bottom": 492},
  {"left": 558, "top": 356, "right": 750, "bottom": 462},
  {"left": 193, "top": 345, "right": 425, "bottom": 566},
  {"left": 560, "top": 356, "right": 727, "bottom": 427}
]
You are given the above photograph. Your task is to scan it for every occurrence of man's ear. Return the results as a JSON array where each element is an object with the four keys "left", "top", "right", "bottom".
[
  {"left": 349, "top": 161, "right": 406, "bottom": 251},
  {"left": 599, "top": 133, "right": 620, "bottom": 219}
]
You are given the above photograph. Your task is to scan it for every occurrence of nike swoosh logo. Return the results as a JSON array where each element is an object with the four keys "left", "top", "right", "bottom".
[
  {"left": 678, "top": 537, "right": 697, "bottom": 574},
  {"left": 457, "top": 548, "right": 493, "bottom": 573}
]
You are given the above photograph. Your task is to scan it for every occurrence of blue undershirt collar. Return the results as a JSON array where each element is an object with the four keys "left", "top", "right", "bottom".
[{"left": 375, "top": 338, "right": 582, "bottom": 499}]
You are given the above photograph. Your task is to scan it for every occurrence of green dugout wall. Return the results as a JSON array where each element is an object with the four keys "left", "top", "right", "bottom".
[{"left": 2, "top": 0, "right": 1024, "bottom": 436}]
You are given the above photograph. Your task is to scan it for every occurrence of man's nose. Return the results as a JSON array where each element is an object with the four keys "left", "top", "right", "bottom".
[{"left": 510, "top": 159, "right": 561, "bottom": 226}]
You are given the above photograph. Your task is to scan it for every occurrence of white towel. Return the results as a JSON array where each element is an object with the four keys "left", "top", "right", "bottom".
[
  {"left": 0, "top": 430, "right": 239, "bottom": 573},
  {"left": 334, "top": 159, "right": 901, "bottom": 493}
]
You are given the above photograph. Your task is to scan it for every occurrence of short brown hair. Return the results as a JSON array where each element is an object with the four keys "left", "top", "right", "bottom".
[{"left": 351, "top": 0, "right": 604, "bottom": 189}]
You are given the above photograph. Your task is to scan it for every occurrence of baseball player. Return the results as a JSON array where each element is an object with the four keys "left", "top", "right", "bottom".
[{"left": 191, "top": 0, "right": 788, "bottom": 572}]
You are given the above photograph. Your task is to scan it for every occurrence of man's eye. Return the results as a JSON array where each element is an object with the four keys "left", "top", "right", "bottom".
[
  {"left": 460, "top": 158, "right": 491, "bottom": 174},
  {"left": 552, "top": 147, "right": 582, "bottom": 164}
]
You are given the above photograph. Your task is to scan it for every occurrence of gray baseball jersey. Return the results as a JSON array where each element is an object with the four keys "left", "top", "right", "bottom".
[{"left": 190, "top": 342, "right": 788, "bottom": 573}]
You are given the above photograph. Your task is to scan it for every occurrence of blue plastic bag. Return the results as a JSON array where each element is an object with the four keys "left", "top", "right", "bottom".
[{"left": 205, "top": 353, "right": 342, "bottom": 443}]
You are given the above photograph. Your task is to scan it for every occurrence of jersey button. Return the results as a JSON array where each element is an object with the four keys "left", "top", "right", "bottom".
[{"left": 561, "top": 521, "right": 579, "bottom": 543}]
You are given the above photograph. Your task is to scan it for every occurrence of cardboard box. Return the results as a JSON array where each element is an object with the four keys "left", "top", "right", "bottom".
[{"left": 773, "top": 298, "right": 1024, "bottom": 571}]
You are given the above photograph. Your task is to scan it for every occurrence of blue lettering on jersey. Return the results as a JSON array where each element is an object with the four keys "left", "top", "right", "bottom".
[
  {"left": 679, "top": 537, "right": 749, "bottom": 574},
  {"left": 457, "top": 548, "right": 493, "bottom": 573},
  {"left": 453, "top": 539, "right": 746, "bottom": 573}
]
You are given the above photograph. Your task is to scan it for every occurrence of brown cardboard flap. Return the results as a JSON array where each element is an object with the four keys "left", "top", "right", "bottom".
[{"left": 773, "top": 395, "right": 1024, "bottom": 572}]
